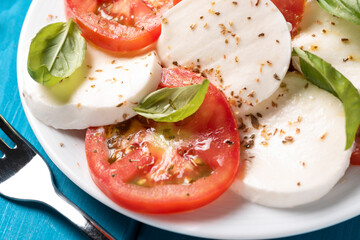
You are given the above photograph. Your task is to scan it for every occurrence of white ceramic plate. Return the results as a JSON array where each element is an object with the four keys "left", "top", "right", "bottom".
[{"left": 17, "top": 0, "right": 360, "bottom": 239}]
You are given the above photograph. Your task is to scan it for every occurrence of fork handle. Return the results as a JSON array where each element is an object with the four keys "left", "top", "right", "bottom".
[{"left": 44, "top": 187, "right": 115, "bottom": 240}]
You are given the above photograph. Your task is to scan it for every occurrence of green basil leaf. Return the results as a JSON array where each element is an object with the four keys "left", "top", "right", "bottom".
[
  {"left": 317, "top": 0, "right": 360, "bottom": 25},
  {"left": 134, "top": 79, "right": 209, "bottom": 122},
  {"left": 292, "top": 47, "right": 360, "bottom": 150},
  {"left": 27, "top": 19, "right": 86, "bottom": 86}
]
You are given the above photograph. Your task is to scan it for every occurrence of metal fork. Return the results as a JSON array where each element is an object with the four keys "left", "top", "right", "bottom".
[{"left": 0, "top": 115, "right": 115, "bottom": 240}]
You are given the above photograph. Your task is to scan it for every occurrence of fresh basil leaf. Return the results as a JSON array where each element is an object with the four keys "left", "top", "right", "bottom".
[
  {"left": 27, "top": 19, "right": 86, "bottom": 86},
  {"left": 317, "top": 0, "right": 360, "bottom": 25},
  {"left": 292, "top": 47, "right": 360, "bottom": 150},
  {"left": 134, "top": 80, "right": 209, "bottom": 122}
]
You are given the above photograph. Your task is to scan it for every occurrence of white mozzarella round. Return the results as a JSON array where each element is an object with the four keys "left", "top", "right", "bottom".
[
  {"left": 157, "top": 0, "right": 291, "bottom": 113},
  {"left": 231, "top": 72, "right": 351, "bottom": 208},
  {"left": 292, "top": 0, "right": 360, "bottom": 89},
  {"left": 23, "top": 44, "right": 161, "bottom": 129}
]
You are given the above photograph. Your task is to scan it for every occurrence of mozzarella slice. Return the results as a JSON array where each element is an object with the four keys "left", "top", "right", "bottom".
[
  {"left": 292, "top": 0, "right": 360, "bottom": 89},
  {"left": 23, "top": 44, "right": 161, "bottom": 129},
  {"left": 231, "top": 72, "right": 351, "bottom": 208},
  {"left": 157, "top": 0, "right": 291, "bottom": 113}
]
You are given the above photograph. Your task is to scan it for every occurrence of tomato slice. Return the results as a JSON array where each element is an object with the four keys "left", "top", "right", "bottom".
[
  {"left": 351, "top": 128, "right": 360, "bottom": 165},
  {"left": 65, "top": 0, "right": 172, "bottom": 52},
  {"left": 271, "top": 0, "right": 305, "bottom": 36},
  {"left": 85, "top": 68, "right": 240, "bottom": 213}
]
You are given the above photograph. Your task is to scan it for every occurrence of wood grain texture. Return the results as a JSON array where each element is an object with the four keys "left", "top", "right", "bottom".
[{"left": 0, "top": 0, "right": 360, "bottom": 240}]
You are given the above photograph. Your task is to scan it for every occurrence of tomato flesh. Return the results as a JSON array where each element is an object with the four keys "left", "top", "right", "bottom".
[
  {"left": 95, "top": 0, "right": 153, "bottom": 27},
  {"left": 105, "top": 117, "right": 214, "bottom": 187},
  {"left": 271, "top": 0, "right": 305, "bottom": 36},
  {"left": 85, "top": 68, "right": 240, "bottom": 213},
  {"left": 65, "top": 0, "right": 172, "bottom": 52},
  {"left": 351, "top": 128, "right": 360, "bottom": 165}
]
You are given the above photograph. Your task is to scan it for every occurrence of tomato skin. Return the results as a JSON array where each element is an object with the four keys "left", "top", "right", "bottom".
[
  {"left": 350, "top": 146, "right": 360, "bottom": 165},
  {"left": 65, "top": 0, "right": 172, "bottom": 52},
  {"left": 271, "top": 0, "right": 305, "bottom": 36},
  {"left": 85, "top": 68, "right": 240, "bottom": 213},
  {"left": 351, "top": 129, "right": 360, "bottom": 165}
]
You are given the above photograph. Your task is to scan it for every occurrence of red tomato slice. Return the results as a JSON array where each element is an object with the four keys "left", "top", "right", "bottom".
[
  {"left": 271, "top": 0, "right": 305, "bottom": 36},
  {"left": 351, "top": 128, "right": 360, "bottom": 165},
  {"left": 65, "top": 0, "right": 172, "bottom": 52},
  {"left": 85, "top": 68, "right": 240, "bottom": 213}
]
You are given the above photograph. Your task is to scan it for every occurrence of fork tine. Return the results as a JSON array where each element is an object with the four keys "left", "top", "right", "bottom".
[
  {"left": 0, "top": 138, "right": 10, "bottom": 155},
  {"left": 0, "top": 115, "right": 23, "bottom": 146},
  {"left": 0, "top": 119, "right": 114, "bottom": 240},
  {"left": 0, "top": 115, "right": 35, "bottom": 182}
]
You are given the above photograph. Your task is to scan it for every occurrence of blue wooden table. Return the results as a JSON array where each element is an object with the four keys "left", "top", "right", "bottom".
[{"left": 1, "top": 1, "right": 360, "bottom": 239}]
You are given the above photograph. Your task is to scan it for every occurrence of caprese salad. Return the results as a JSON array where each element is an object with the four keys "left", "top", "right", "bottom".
[{"left": 23, "top": 0, "right": 360, "bottom": 214}]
